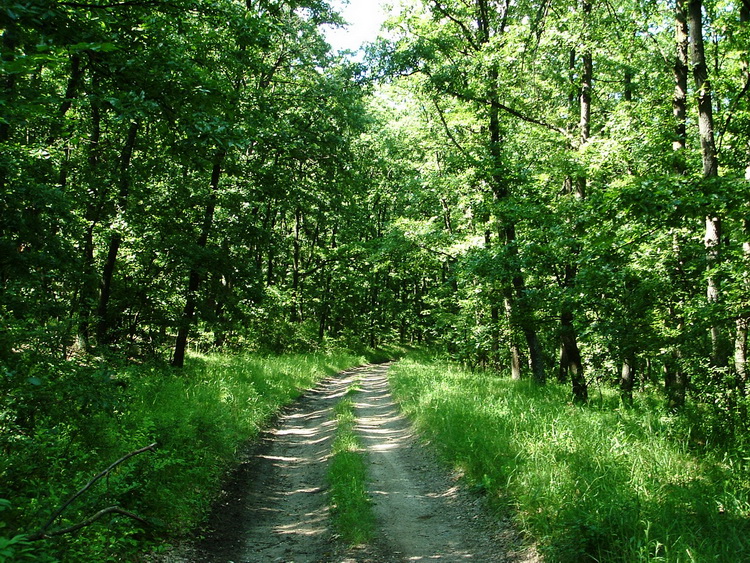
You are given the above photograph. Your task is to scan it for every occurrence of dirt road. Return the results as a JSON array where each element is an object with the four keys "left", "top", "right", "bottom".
[{"left": 165, "top": 363, "right": 539, "bottom": 562}]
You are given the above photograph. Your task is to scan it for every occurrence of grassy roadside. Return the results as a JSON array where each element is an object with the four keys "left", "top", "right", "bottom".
[
  {"left": 327, "top": 385, "right": 375, "bottom": 545},
  {"left": 388, "top": 354, "right": 750, "bottom": 562},
  {"left": 1, "top": 349, "right": 389, "bottom": 561}
]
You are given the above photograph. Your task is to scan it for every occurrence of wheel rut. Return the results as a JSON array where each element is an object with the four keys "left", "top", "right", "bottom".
[{"left": 159, "top": 363, "right": 539, "bottom": 562}]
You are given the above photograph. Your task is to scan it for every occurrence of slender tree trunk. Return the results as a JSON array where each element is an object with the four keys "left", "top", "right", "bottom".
[
  {"left": 487, "top": 66, "right": 545, "bottom": 383},
  {"left": 558, "top": 1, "right": 591, "bottom": 402},
  {"left": 732, "top": 1, "right": 750, "bottom": 392},
  {"left": 502, "top": 289, "right": 522, "bottom": 380},
  {"left": 688, "top": 0, "right": 726, "bottom": 366},
  {"left": 291, "top": 207, "right": 302, "bottom": 323},
  {"left": 0, "top": 24, "right": 18, "bottom": 194},
  {"left": 620, "top": 355, "right": 636, "bottom": 404},
  {"left": 736, "top": 314, "right": 748, "bottom": 392},
  {"left": 172, "top": 149, "right": 226, "bottom": 368},
  {"left": 558, "top": 344, "right": 569, "bottom": 383},
  {"left": 735, "top": 218, "right": 750, "bottom": 392},
  {"left": 491, "top": 295, "right": 501, "bottom": 369},
  {"left": 673, "top": 0, "right": 689, "bottom": 161},
  {"left": 48, "top": 53, "right": 84, "bottom": 146},
  {"left": 96, "top": 121, "right": 139, "bottom": 344},
  {"left": 509, "top": 224, "right": 546, "bottom": 384},
  {"left": 76, "top": 93, "right": 103, "bottom": 349},
  {"left": 665, "top": 329, "right": 689, "bottom": 411},
  {"left": 664, "top": 0, "right": 690, "bottom": 409},
  {"left": 561, "top": 265, "right": 587, "bottom": 402}
]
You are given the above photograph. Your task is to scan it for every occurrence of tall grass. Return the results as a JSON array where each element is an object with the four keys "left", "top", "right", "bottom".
[
  {"left": 1, "top": 350, "right": 375, "bottom": 561},
  {"left": 388, "top": 354, "right": 750, "bottom": 562},
  {"left": 327, "top": 393, "right": 375, "bottom": 545}
]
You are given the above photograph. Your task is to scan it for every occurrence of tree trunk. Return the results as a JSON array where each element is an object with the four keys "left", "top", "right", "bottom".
[
  {"left": 487, "top": 62, "right": 545, "bottom": 383},
  {"left": 172, "top": 149, "right": 226, "bottom": 368},
  {"left": 735, "top": 217, "right": 750, "bottom": 392},
  {"left": 620, "top": 354, "right": 636, "bottom": 404},
  {"left": 555, "top": 0, "right": 591, "bottom": 403},
  {"left": 733, "top": 0, "right": 750, "bottom": 392},
  {"left": 561, "top": 263, "right": 587, "bottom": 402},
  {"left": 688, "top": 0, "right": 726, "bottom": 366},
  {"left": 673, "top": 0, "right": 689, "bottom": 164},
  {"left": 0, "top": 23, "right": 18, "bottom": 191},
  {"left": 558, "top": 344, "right": 569, "bottom": 383},
  {"left": 663, "top": 0, "right": 690, "bottom": 408},
  {"left": 665, "top": 354, "right": 688, "bottom": 411},
  {"left": 76, "top": 93, "right": 103, "bottom": 349},
  {"left": 502, "top": 290, "right": 522, "bottom": 380},
  {"left": 291, "top": 207, "right": 302, "bottom": 323},
  {"left": 96, "top": 121, "right": 139, "bottom": 344},
  {"left": 509, "top": 230, "right": 546, "bottom": 383},
  {"left": 48, "top": 53, "right": 84, "bottom": 146},
  {"left": 736, "top": 315, "right": 748, "bottom": 392},
  {"left": 561, "top": 309, "right": 587, "bottom": 402}
]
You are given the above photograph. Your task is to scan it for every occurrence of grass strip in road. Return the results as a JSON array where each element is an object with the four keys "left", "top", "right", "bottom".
[
  {"left": 328, "top": 392, "right": 375, "bottom": 545},
  {"left": 388, "top": 353, "right": 750, "bottom": 563}
]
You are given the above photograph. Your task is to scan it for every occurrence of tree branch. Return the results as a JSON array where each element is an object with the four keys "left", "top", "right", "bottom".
[
  {"left": 717, "top": 69, "right": 750, "bottom": 153},
  {"left": 430, "top": 1, "right": 480, "bottom": 52},
  {"left": 433, "top": 99, "right": 473, "bottom": 160},
  {"left": 29, "top": 507, "right": 149, "bottom": 541},
  {"left": 36, "top": 442, "right": 157, "bottom": 536}
]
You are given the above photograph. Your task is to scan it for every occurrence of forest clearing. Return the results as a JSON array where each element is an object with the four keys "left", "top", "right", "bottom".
[{"left": 2, "top": 0, "right": 750, "bottom": 560}]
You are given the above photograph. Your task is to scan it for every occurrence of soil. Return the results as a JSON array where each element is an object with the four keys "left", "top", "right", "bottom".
[{"left": 157, "top": 363, "right": 541, "bottom": 562}]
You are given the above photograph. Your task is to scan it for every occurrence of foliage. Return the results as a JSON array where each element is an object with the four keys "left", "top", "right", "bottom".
[
  {"left": 389, "top": 354, "right": 750, "bottom": 562},
  {"left": 0, "top": 350, "right": 373, "bottom": 560}
]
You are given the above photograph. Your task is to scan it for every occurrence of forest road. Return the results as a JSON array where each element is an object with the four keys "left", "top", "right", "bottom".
[{"left": 164, "top": 363, "right": 540, "bottom": 562}]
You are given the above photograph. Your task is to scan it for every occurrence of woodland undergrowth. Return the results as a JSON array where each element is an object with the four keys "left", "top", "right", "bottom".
[
  {"left": 388, "top": 353, "right": 750, "bottom": 562},
  {"left": 0, "top": 348, "right": 390, "bottom": 562}
]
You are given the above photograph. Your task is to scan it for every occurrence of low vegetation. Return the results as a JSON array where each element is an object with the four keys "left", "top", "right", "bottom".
[
  {"left": 0, "top": 350, "right": 380, "bottom": 561},
  {"left": 327, "top": 387, "right": 375, "bottom": 545},
  {"left": 388, "top": 353, "right": 750, "bottom": 562}
]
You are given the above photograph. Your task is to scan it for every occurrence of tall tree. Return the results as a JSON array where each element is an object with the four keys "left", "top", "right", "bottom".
[{"left": 688, "top": 0, "right": 725, "bottom": 368}]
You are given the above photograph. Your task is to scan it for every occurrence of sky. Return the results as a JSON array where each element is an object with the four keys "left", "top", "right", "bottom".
[{"left": 324, "top": 0, "right": 391, "bottom": 55}]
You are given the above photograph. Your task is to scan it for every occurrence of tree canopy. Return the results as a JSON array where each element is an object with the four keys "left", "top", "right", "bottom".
[{"left": 2, "top": 0, "right": 750, "bottom": 460}]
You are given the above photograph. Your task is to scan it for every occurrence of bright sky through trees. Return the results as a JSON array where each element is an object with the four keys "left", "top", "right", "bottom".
[{"left": 325, "top": 0, "right": 389, "bottom": 55}]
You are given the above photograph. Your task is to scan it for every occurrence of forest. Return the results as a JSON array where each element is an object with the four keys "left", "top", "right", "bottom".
[{"left": 1, "top": 0, "right": 749, "bottom": 560}]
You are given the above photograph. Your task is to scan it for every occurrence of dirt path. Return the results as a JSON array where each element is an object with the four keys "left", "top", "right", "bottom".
[{"left": 162, "top": 364, "right": 539, "bottom": 562}]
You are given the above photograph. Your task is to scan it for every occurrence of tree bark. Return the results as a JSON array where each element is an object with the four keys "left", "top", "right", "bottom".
[
  {"left": 0, "top": 23, "right": 18, "bottom": 192},
  {"left": 735, "top": 218, "right": 750, "bottom": 392},
  {"left": 663, "top": 0, "right": 690, "bottom": 408},
  {"left": 503, "top": 290, "right": 522, "bottom": 380},
  {"left": 561, "top": 265, "right": 587, "bottom": 402},
  {"left": 557, "top": 0, "right": 591, "bottom": 403},
  {"left": 291, "top": 207, "right": 302, "bottom": 323},
  {"left": 688, "top": 0, "right": 726, "bottom": 366},
  {"left": 172, "top": 149, "right": 226, "bottom": 368},
  {"left": 76, "top": 92, "right": 103, "bottom": 349},
  {"left": 673, "top": 0, "right": 689, "bottom": 161},
  {"left": 735, "top": 3, "right": 750, "bottom": 391},
  {"left": 665, "top": 352, "right": 688, "bottom": 411},
  {"left": 488, "top": 62, "right": 546, "bottom": 383},
  {"left": 96, "top": 121, "right": 139, "bottom": 344},
  {"left": 620, "top": 354, "right": 636, "bottom": 404}
]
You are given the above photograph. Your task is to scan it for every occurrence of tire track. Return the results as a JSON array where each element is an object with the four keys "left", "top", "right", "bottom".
[{"left": 159, "top": 363, "right": 539, "bottom": 563}]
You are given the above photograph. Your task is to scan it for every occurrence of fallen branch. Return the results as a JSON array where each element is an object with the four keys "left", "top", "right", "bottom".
[
  {"left": 28, "top": 507, "right": 149, "bottom": 541},
  {"left": 30, "top": 442, "right": 157, "bottom": 540}
]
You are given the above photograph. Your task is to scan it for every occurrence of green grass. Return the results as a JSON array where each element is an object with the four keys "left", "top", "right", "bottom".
[
  {"left": 388, "top": 354, "right": 750, "bottom": 562},
  {"left": 1, "top": 349, "right": 376, "bottom": 561},
  {"left": 328, "top": 392, "right": 376, "bottom": 545}
]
